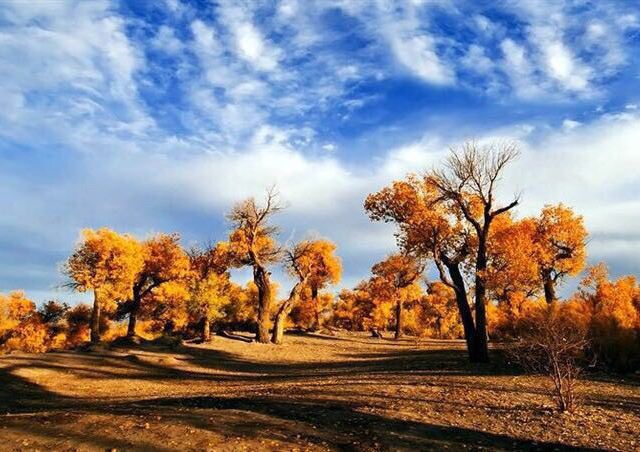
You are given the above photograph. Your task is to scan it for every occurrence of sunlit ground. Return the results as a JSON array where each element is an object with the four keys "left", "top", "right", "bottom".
[{"left": 1, "top": 332, "right": 638, "bottom": 451}]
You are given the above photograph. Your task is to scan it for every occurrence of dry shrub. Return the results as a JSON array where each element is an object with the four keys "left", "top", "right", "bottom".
[{"left": 508, "top": 302, "right": 589, "bottom": 412}]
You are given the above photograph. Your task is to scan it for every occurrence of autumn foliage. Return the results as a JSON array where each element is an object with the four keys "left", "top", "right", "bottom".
[{"left": 0, "top": 148, "right": 637, "bottom": 379}]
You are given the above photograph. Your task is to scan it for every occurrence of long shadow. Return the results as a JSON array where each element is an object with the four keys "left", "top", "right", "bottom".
[
  {"left": 0, "top": 381, "right": 601, "bottom": 451},
  {"left": 163, "top": 342, "right": 508, "bottom": 378},
  {"left": 110, "top": 394, "right": 601, "bottom": 451},
  {"left": 0, "top": 338, "right": 632, "bottom": 450},
  {"left": 0, "top": 364, "right": 77, "bottom": 413}
]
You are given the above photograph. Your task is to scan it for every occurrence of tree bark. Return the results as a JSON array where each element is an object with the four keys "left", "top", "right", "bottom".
[
  {"left": 311, "top": 286, "right": 320, "bottom": 331},
  {"left": 542, "top": 271, "right": 557, "bottom": 304},
  {"left": 90, "top": 289, "right": 101, "bottom": 343},
  {"left": 472, "top": 236, "right": 490, "bottom": 363},
  {"left": 254, "top": 265, "right": 272, "bottom": 343},
  {"left": 202, "top": 314, "right": 211, "bottom": 342},
  {"left": 394, "top": 299, "right": 404, "bottom": 339},
  {"left": 126, "top": 291, "right": 141, "bottom": 337},
  {"left": 447, "top": 262, "right": 477, "bottom": 359},
  {"left": 271, "top": 281, "right": 304, "bottom": 344},
  {"left": 271, "top": 305, "right": 288, "bottom": 345}
]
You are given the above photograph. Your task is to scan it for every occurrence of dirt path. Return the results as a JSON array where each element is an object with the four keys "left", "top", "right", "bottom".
[{"left": 0, "top": 333, "right": 638, "bottom": 451}]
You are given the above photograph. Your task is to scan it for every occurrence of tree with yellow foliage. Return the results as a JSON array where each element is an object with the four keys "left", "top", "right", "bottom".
[
  {"left": 367, "top": 142, "right": 520, "bottom": 361},
  {"left": 227, "top": 188, "right": 284, "bottom": 343},
  {"left": 124, "top": 233, "right": 190, "bottom": 337},
  {"left": 366, "top": 175, "right": 478, "bottom": 351},
  {"left": 0, "top": 290, "right": 34, "bottom": 333},
  {"left": 64, "top": 228, "right": 143, "bottom": 343},
  {"left": 570, "top": 263, "right": 640, "bottom": 371},
  {"left": 333, "top": 285, "right": 375, "bottom": 331},
  {"left": 371, "top": 254, "right": 424, "bottom": 339},
  {"left": 271, "top": 239, "right": 342, "bottom": 343},
  {"left": 487, "top": 216, "right": 540, "bottom": 303},
  {"left": 419, "top": 282, "right": 463, "bottom": 339},
  {"left": 427, "top": 142, "right": 520, "bottom": 362},
  {"left": 533, "top": 204, "right": 587, "bottom": 304},
  {"left": 290, "top": 290, "right": 335, "bottom": 330},
  {"left": 187, "top": 242, "right": 233, "bottom": 341},
  {"left": 301, "top": 239, "right": 342, "bottom": 330}
]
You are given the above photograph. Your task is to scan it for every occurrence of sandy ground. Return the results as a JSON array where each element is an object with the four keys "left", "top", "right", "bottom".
[{"left": 0, "top": 331, "right": 638, "bottom": 451}]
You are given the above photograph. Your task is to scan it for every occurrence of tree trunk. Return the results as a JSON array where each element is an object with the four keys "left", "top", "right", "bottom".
[
  {"left": 90, "top": 289, "right": 101, "bottom": 343},
  {"left": 163, "top": 319, "right": 175, "bottom": 334},
  {"left": 127, "top": 292, "right": 141, "bottom": 337},
  {"left": 473, "top": 237, "right": 490, "bottom": 363},
  {"left": 394, "top": 299, "right": 404, "bottom": 339},
  {"left": 271, "top": 306, "right": 288, "bottom": 345},
  {"left": 202, "top": 314, "right": 211, "bottom": 342},
  {"left": 311, "top": 286, "right": 320, "bottom": 331},
  {"left": 271, "top": 281, "right": 304, "bottom": 344},
  {"left": 447, "top": 263, "right": 477, "bottom": 359},
  {"left": 542, "top": 271, "right": 557, "bottom": 304},
  {"left": 254, "top": 265, "right": 272, "bottom": 343}
]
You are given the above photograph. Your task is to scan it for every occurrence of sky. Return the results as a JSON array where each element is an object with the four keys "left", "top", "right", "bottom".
[{"left": 0, "top": 0, "right": 639, "bottom": 304}]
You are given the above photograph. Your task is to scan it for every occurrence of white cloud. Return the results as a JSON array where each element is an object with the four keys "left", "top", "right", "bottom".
[
  {"left": 1, "top": 0, "right": 640, "bottom": 302},
  {"left": 562, "top": 119, "right": 581, "bottom": 130},
  {"left": 389, "top": 33, "right": 453, "bottom": 84},
  {"left": 0, "top": 0, "right": 152, "bottom": 143},
  {"left": 461, "top": 44, "right": 494, "bottom": 74},
  {"left": 152, "top": 25, "right": 184, "bottom": 54},
  {"left": 531, "top": 25, "right": 592, "bottom": 93},
  {"left": 374, "top": 1, "right": 454, "bottom": 85},
  {"left": 218, "top": 4, "right": 282, "bottom": 72},
  {"left": 500, "top": 38, "right": 540, "bottom": 99}
]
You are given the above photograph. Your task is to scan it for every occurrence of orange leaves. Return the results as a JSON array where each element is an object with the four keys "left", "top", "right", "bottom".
[
  {"left": 0, "top": 290, "right": 35, "bottom": 330},
  {"left": 65, "top": 228, "right": 144, "bottom": 304},
  {"left": 0, "top": 292, "right": 58, "bottom": 353},
  {"left": 486, "top": 204, "right": 587, "bottom": 304},
  {"left": 365, "top": 176, "right": 456, "bottom": 258},
  {"left": 289, "top": 239, "right": 342, "bottom": 287},
  {"left": 140, "top": 233, "right": 191, "bottom": 288},
  {"left": 487, "top": 216, "right": 540, "bottom": 298},
  {"left": 534, "top": 204, "right": 587, "bottom": 279}
]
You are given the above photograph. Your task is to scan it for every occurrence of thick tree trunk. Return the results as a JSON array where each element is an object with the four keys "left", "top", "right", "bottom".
[
  {"left": 90, "top": 290, "right": 101, "bottom": 343},
  {"left": 542, "top": 272, "right": 557, "bottom": 304},
  {"left": 271, "top": 307, "right": 288, "bottom": 345},
  {"left": 472, "top": 238, "right": 490, "bottom": 363},
  {"left": 394, "top": 299, "right": 404, "bottom": 339},
  {"left": 127, "top": 292, "right": 141, "bottom": 337},
  {"left": 202, "top": 314, "right": 211, "bottom": 342},
  {"left": 254, "top": 265, "right": 272, "bottom": 344},
  {"left": 271, "top": 281, "right": 304, "bottom": 345},
  {"left": 447, "top": 263, "right": 477, "bottom": 359}
]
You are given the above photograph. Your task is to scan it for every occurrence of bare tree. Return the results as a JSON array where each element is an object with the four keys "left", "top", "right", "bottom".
[
  {"left": 227, "top": 187, "right": 285, "bottom": 343},
  {"left": 428, "top": 141, "right": 519, "bottom": 362}
]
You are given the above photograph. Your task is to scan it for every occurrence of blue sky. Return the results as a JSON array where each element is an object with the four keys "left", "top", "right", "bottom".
[{"left": 1, "top": 0, "right": 639, "bottom": 303}]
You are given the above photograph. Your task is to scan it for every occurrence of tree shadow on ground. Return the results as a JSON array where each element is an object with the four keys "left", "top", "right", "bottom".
[
  {"left": 0, "top": 335, "right": 634, "bottom": 451},
  {"left": 0, "top": 370, "right": 598, "bottom": 452}
]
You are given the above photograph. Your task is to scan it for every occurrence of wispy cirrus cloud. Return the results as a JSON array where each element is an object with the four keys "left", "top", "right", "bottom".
[{"left": 0, "top": 0, "right": 639, "bottom": 301}]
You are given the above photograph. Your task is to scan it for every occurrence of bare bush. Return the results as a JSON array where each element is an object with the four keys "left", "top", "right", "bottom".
[{"left": 508, "top": 303, "right": 589, "bottom": 412}]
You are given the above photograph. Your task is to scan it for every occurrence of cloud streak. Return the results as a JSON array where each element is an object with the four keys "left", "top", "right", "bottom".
[{"left": 0, "top": 0, "right": 638, "bottom": 302}]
